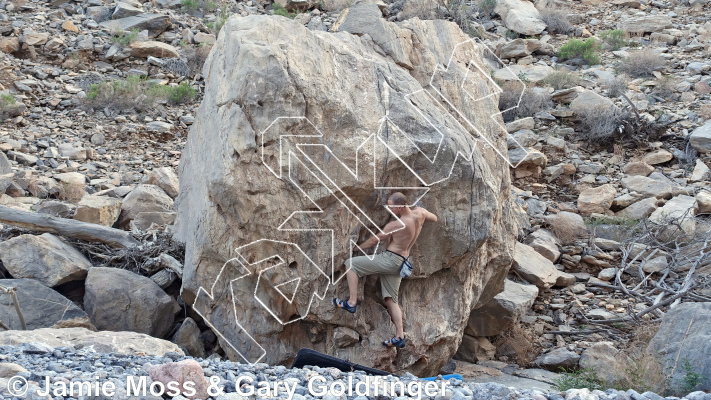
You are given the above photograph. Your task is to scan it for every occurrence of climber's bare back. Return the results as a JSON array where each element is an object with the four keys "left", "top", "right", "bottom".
[{"left": 383, "top": 207, "right": 437, "bottom": 258}]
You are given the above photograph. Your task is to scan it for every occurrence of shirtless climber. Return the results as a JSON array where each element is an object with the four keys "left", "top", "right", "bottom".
[{"left": 333, "top": 192, "right": 438, "bottom": 348}]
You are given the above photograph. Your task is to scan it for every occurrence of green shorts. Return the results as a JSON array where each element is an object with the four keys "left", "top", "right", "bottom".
[{"left": 346, "top": 251, "right": 404, "bottom": 304}]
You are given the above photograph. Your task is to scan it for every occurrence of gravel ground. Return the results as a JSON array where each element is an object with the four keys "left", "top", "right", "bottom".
[{"left": 1, "top": 343, "right": 710, "bottom": 400}]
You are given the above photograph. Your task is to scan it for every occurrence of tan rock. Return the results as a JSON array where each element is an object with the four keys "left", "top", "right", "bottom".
[
  {"left": 146, "top": 167, "right": 179, "bottom": 198},
  {"left": 696, "top": 191, "right": 711, "bottom": 214},
  {"left": 577, "top": 184, "right": 617, "bottom": 216},
  {"left": 0, "top": 363, "right": 27, "bottom": 379},
  {"left": 118, "top": 184, "right": 174, "bottom": 228},
  {"left": 622, "top": 161, "right": 654, "bottom": 176},
  {"left": 643, "top": 149, "right": 673, "bottom": 165},
  {"left": 465, "top": 278, "right": 539, "bottom": 336},
  {"left": 24, "top": 32, "right": 50, "bottom": 46},
  {"left": 194, "top": 32, "right": 216, "bottom": 45},
  {"left": 455, "top": 335, "right": 496, "bottom": 363},
  {"left": 0, "top": 327, "right": 183, "bottom": 356},
  {"left": 525, "top": 228, "right": 560, "bottom": 262},
  {"left": 0, "top": 37, "right": 20, "bottom": 54},
  {"left": 621, "top": 175, "right": 673, "bottom": 199},
  {"left": 73, "top": 195, "right": 122, "bottom": 226},
  {"left": 62, "top": 20, "right": 80, "bottom": 33},
  {"left": 129, "top": 41, "right": 180, "bottom": 58},
  {"left": 512, "top": 243, "right": 559, "bottom": 289},
  {"left": 0, "top": 233, "right": 92, "bottom": 287},
  {"left": 619, "top": 15, "right": 672, "bottom": 34},
  {"left": 615, "top": 197, "right": 658, "bottom": 219},
  {"left": 690, "top": 159, "right": 710, "bottom": 183},
  {"left": 147, "top": 360, "right": 209, "bottom": 400},
  {"left": 175, "top": 14, "right": 517, "bottom": 375}
]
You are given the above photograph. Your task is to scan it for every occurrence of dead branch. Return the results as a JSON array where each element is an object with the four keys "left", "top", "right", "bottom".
[{"left": 0, "top": 205, "right": 139, "bottom": 248}]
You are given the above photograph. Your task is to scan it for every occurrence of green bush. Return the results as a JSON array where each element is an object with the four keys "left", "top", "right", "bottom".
[
  {"left": 599, "top": 29, "right": 628, "bottom": 51},
  {"left": 554, "top": 367, "right": 606, "bottom": 392},
  {"left": 158, "top": 82, "right": 198, "bottom": 105},
  {"left": 558, "top": 38, "right": 601, "bottom": 65},
  {"left": 478, "top": 0, "right": 496, "bottom": 15},
  {"left": 0, "top": 94, "right": 17, "bottom": 122},
  {"left": 111, "top": 28, "right": 139, "bottom": 46},
  {"left": 206, "top": 5, "right": 231, "bottom": 32},
  {"left": 85, "top": 76, "right": 197, "bottom": 112},
  {"left": 540, "top": 69, "right": 581, "bottom": 90},
  {"left": 671, "top": 358, "right": 706, "bottom": 396},
  {"left": 181, "top": 0, "right": 199, "bottom": 10}
]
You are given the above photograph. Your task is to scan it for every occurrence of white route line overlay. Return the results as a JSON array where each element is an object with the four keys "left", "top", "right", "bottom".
[{"left": 192, "top": 38, "right": 527, "bottom": 365}]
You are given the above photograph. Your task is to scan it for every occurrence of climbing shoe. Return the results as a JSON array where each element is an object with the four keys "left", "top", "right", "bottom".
[
  {"left": 383, "top": 336, "right": 406, "bottom": 348},
  {"left": 333, "top": 298, "right": 357, "bottom": 313}
]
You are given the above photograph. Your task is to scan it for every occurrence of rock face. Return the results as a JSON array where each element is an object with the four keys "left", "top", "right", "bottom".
[
  {"left": 0, "top": 233, "right": 92, "bottom": 287},
  {"left": 84, "top": 267, "right": 180, "bottom": 338},
  {"left": 174, "top": 13, "right": 517, "bottom": 375},
  {"left": 0, "top": 327, "right": 183, "bottom": 356},
  {"left": 648, "top": 302, "right": 711, "bottom": 390},
  {"left": 0, "top": 279, "right": 93, "bottom": 330}
]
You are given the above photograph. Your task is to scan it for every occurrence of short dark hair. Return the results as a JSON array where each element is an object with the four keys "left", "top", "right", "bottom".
[{"left": 388, "top": 192, "right": 407, "bottom": 206}]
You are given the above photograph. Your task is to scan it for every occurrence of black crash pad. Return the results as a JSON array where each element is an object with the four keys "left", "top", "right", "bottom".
[{"left": 290, "top": 348, "right": 391, "bottom": 376}]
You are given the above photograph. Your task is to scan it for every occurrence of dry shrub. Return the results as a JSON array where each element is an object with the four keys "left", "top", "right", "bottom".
[
  {"left": 183, "top": 44, "right": 213, "bottom": 76},
  {"left": 493, "top": 322, "right": 539, "bottom": 366},
  {"left": 439, "top": 0, "right": 485, "bottom": 38},
  {"left": 540, "top": 69, "right": 581, "bottom": 90},
  {"left": 576, "top": 104, "right": 630, "bottom": 143},
  {"left": 549, "top": 212, "right": 587, "bottom": 245},
  {"left": 616, "top": 51, "right": 667, "bottom": 78},
  {"left": 604, "top": 74, "right": 629, "bottom": 98},
  {"left": 610, "top": 321, "right": 668, "bottom": 393},
  {"left": 400, "top": 0, "right": 439, "bottom": 20},
  {"left": 58, "top": 183, "right": 87, "bottom": 203},
  {"left": 321, "top": 0, "right": 353, "bottom": 12},
  {"left": 539, "top": 7, "right": 572, "bottom": 34},
  {"left": 652, "top": 75, "right": 680, "bottom": 99},
  {"left": 499, "top": 83, "right": 553, "bottom": 122}
]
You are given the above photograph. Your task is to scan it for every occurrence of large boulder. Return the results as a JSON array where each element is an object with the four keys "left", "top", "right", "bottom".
[
  {"left": 174, "top": 13, "right": 517, "bottom": 375},
  {"left": 0, "top": 279, "right": 93, "bottom": 330},
  {"left": 84, "top": 267, "right": 180, "bottom": 338},
  {"left": 0, "top": 233, "right": 92, "bottom": 287},
  {"left": 494, "top": 0, "right": 547, "bottom": 35},
  {"left": 648, "top": 302, "right": 711, "bottom": 390},
  {"left": 0, "top": 327, "right": 183, "bottom": 356},
  {"left": 465, "top": 278, "right": 538, "bottom": 336}
]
